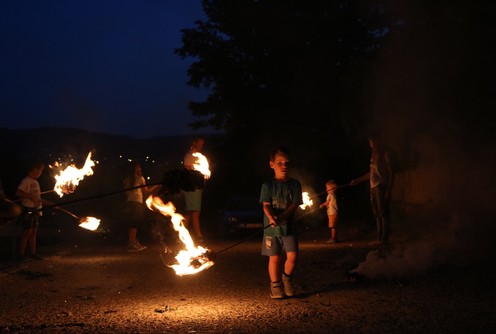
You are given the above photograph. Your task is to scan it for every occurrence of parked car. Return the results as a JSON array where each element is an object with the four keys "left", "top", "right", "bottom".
[{"left": 220, "top": 194, "right": 264, "bottom": 236}]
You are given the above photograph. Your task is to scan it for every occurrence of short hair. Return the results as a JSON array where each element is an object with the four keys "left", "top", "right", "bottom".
[
  {"left": 28, "top": 159, "right": 44, "bottom": 172},
  {"left": 192, "top": 135, "right": 205, "bottom": 143},
  {"left": 269, "top": 146, "right": 290, "bottom": 162},
  {"left": 326, "top": 180, "right": 337, "bottom": 188}
]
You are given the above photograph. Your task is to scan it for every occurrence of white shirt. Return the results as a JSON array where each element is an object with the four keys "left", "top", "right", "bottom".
[
  {"left": 326, "top": 192, "right": 338, "bottom": 215},
  {"left": 124, "top": 176, "right": 146, "bottom": 203},
  {"left": 18, "top": 176, "right": 41, "bottom": 209}
]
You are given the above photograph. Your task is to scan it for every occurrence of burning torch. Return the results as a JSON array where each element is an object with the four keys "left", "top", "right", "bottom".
[{"left": 53, "top": 206, "right": 101, "bottom": 231}]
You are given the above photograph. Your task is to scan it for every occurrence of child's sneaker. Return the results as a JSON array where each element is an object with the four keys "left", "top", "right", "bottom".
[
  {"left": 136, "top": 241, "right": 147, "bottom": 250},
  {"left": 128, "top": 242, "right": 146, "bottom": 252},
  {"left": 270, "top": 281, "right": 284, "bottom": 299},
  {"left": 326, "top": 238, "right": 338, "bottom": 244},
  {"left": 282, "top": 273, "right": 295, "bottom": 297}
]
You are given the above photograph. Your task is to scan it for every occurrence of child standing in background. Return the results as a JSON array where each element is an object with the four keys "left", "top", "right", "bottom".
[
  {"left": 320, "top": 180, "right": 339, "bottom": 244},
  {"left": 182, "top": 135, "right": 206, "bottom": 243},
  {"left": 123, "top": 162, "right": 158, "bottom": 252},
  {"left": 16, "top": 160, "right": 50, "bottom": 260}
]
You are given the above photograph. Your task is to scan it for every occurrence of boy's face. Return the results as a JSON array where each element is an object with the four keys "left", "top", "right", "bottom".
[
  {"left": 32, "top": 166, "right": 44, "bottom": 179},
  {"left": 270, "top": 153, "right": 290, "bottom": 179},
  {"left": 326, "top": 185, "right": 336, "bottom": 193},
  {"left": 192, "top": 138, "right": 205, "bottom": 151}
]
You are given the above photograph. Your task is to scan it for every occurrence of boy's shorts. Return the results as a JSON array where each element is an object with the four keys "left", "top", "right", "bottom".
[
  {"left": 328, "top": 214, "right": 338, "bottom": 228},
  {"left": 21, "top": 210, "right": 40, "bottom": 230},
  {"left": 261, "top": 235, "right": 298, "bottom": 256}
]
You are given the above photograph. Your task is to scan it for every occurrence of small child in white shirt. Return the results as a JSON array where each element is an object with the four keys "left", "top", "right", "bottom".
[{"left": 319, "top": 180, "right": 339, "bottom": 244}]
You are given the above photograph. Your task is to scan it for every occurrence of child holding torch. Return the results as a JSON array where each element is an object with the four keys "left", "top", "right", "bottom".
[
  {"left": 123, "top": 162, "right": 158, "bottom": 252},
  {"left": 350, "top": 135, "right": 394, "bottom": 245},
  {"left": 320, "top": 180, "right": 339, "bottom": 244},
  {"left": 182, "top": 135, "right": 206, "bottom": 243},
  {"left": 16, "top": 160, "right": 50, "bottom": 260},
  {"left": 260, "top": 146, "right": 303, "bottom": 299}
]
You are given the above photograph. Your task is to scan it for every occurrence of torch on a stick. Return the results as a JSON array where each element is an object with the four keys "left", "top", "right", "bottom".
[{"left": 53, "top": 207, "right": 100, "bottom": 231}]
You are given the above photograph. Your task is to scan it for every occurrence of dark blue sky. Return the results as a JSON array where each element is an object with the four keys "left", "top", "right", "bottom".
[{"left": 0, "top": 0, "right": 211, "bottom": 138}]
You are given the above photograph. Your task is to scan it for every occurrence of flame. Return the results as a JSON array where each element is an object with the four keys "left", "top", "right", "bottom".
[
  {"left": 192, "top": 152, "right": 211, "bottom": 179},
  {"left": 53, "top": 152, "right": 95, "bottom": 197},
  {"left": 299, "top": 192, "right": 313, "bottom": 210},
  {"left": 78, "top": 216, "right": 101, "bottom": 231},
  {"left": 146, "top": 196, "right": 214, "bottom": 276}
]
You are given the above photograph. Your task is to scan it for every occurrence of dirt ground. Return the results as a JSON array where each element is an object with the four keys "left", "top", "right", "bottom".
[{"left": 1, "top": 220, "right": 496, "bottom": 334}]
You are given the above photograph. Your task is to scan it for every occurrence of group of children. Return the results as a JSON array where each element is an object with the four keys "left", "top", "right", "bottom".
[{"left": 2, "top": 138, "right": 391, "bottom": 301}]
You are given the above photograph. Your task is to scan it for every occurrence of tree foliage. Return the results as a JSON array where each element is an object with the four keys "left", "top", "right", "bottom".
[
  {"left": 176, "top": 0, "right": 394, "bottom": 140},
  {"left": 176, "top": 0, "right": 396, "bottom": 195}
]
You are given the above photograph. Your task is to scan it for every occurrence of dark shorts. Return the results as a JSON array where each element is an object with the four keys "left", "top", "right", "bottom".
[
  {"left": 261, "top": 235, "right": 299, "bottom": 256},
  {"left": 21, "top": 207, "right": 40, "bottom": 230}
]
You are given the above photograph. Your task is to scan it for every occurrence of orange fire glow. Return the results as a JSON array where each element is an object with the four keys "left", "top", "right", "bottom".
[
  {"left": 299, "top": 192, "right": 313, "bottom": 210},
  {"left": 52, "top": 152, "right": 95, "bottom": 197},
  {"left": 192, "top": 152, "right": 211, "bottom": 179},
  {"left": 146, "top": 196, "right": 214, "bottom": 276},
  {"left": 78, "top": 217, "right": 101, "bottom": 231}
]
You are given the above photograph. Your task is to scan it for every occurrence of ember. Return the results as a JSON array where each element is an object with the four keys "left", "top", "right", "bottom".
[{"left": 55, "top": 207, "right": 100, "bottom": 231}]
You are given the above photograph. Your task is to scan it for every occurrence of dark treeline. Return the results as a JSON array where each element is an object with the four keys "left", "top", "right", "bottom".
[{"left": 176, "top": 0, "right": 395, "bottom": 191}]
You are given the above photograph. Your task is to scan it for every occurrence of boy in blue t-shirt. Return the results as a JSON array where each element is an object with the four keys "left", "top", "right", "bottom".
[{"left": 259, "top": 146, "right": 302, "bottom": 299}]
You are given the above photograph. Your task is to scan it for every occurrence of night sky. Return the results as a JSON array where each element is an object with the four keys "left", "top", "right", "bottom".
[{"left": 0, "top": 0, "right": 210, "bottom": 138}]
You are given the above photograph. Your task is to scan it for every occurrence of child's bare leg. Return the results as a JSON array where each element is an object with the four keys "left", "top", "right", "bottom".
[
  {"left": 20, "top": 230, "right": 30, "bottom": 256},
  {"left": 330, "top": 228, "right": 336, "bottom": 240},
  {"left": 128, "top": 227, "right": 137, "bottom": 244},
  {"left": 268, "top": 255, "right": 282, "bottom": 282},
  {"left": 284, "top": 251, "right": 297, "bottom": 276},
  {"left": 29, "top": 229, "right": 37, "bottom": 255},
  {"left": 191, "top": 210, "right": 202, "bottom": 239},
  {"left": 327, "top": 214, "right": 338, "bottom": 242}
]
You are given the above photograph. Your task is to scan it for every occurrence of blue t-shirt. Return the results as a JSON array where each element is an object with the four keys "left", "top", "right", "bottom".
[{"left": 259, "top": 178, "right": 302, "bottom": 237}]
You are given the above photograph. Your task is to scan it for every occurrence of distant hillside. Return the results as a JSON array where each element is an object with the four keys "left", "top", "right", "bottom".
[{"left": 0, "top": 127, "right": 198, "bottom": 161}]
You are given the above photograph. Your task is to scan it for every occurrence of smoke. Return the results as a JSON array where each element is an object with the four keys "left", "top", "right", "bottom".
[
  {"left": 351, "top": 213, "right": 469, "bottom": 279},
  {"left": 353, "top": 1, "right": 496, "bottom": 278}
]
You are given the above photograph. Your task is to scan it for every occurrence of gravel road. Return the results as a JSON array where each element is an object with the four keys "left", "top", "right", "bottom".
[{"left": 1, "top": 223, "right": 495, "bottom": 333}]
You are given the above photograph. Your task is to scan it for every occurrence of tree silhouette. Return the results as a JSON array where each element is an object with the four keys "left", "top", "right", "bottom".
[
  {"left": 176, "top": 0, "right": 394, "bottom": 139},
  {"left": 176, "top": 0, "right": 396, "bottom": 196}
]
